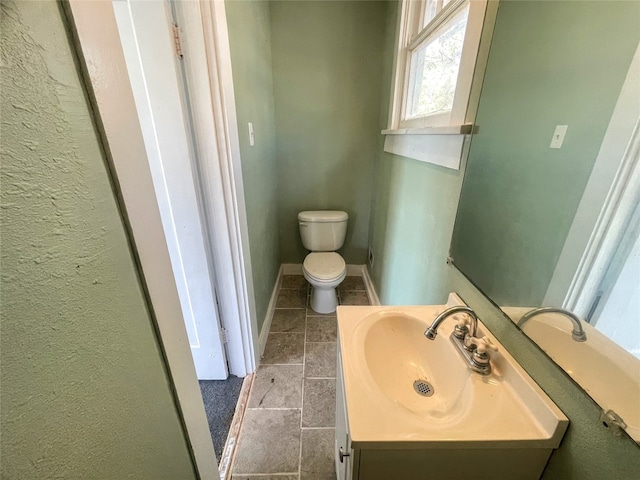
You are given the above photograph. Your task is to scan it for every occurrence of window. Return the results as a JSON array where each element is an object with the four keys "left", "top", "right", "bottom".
[{"left": 388, "top": 0, "right": 489, "bottom": 131}]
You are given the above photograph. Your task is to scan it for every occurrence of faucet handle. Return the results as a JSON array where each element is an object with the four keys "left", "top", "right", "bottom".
[
  {"left": 453, "top": 315, "right": 470, "bottom": 339},
  {"left": 469, "top": 335, "right": 498, "bottom": 354}
]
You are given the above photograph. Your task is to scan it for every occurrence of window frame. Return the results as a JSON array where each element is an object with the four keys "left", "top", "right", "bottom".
[{"left": 388, "top": 0, "right": 489, "bottom": 131}]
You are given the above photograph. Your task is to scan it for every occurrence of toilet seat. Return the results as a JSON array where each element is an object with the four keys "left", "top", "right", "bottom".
[{"left": 303, "top": 252, "right": 346, "bottom": 282}]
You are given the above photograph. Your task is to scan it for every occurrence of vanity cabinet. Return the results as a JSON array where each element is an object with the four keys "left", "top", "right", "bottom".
[{"left": 335, "top": 351, "right": 357, "bottom": 480}]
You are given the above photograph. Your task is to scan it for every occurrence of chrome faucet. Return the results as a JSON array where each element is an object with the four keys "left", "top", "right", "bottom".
[
  {"left": 424, "top": 306, "right": 497, "bottom": 375},
  {"left": 424, "top": 305, "right": 478, "bottom": 341},
  {"left": 517, "top": 307, "right": 587, "bottom": 342}
]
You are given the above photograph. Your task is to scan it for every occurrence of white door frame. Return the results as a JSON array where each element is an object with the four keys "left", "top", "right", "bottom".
[
  {"left": 564, "top": 121, "right": 640, "bottom": 318},
  {"left": 172, "top": 0, "right": 258, "bottom": 377},
  {"left": 66, "top": 0, "right": 257, "bottom": 477},
  {"left": 112, "top": 0, "right": 229, "bottom": 380}
]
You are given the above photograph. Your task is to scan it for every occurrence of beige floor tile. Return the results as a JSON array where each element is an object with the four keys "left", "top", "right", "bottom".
[
  {"left": 248, "top": 365, "right": 303, "bottom": 408},
  {"left": 305, "top": 342, "right": 337, "bottom": 378},
  {"left": 339, "top": 291, "right": 370, "bottom": 306},
  {"left": 271, "top": 309, "right": 306, "bottom": 333},
  {"left": 306, "top": 316, "right": 337, "bottom": 342},
  {"left": 233, "top": 409, "right": 301, "bottom": 475},
  {"left": 277, "top": 288, "right": 308, "bottom": 308},
  {"left": 262, "top": 333, "right": 305, "bottom": 364},
  {"left": 281, "top": 275, "right": 309, "bottom": 290},
  {"left": 302, "top": 379, "right": 336, "bottom": 428},
  {"left": 339, "top": 276, "right": 365, "bottom": 292},
  {"left": 300, "top": 429, "right": 336, "bottom": 480}
]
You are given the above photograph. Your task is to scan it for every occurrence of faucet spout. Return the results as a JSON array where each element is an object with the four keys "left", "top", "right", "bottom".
[
  {"left": 425, "top": 305, "right": 478, "bottom": 340},
  {"left": 517, "top": 307, "right": 587, "bottom": 342}
]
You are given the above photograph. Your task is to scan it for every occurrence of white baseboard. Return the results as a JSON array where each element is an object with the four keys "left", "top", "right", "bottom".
[
  {"left": 258, "top": 265, "right": 283, "bottom": 358},
  {"left": 362, "top": 265, "right": 381, "bottom": 305}
]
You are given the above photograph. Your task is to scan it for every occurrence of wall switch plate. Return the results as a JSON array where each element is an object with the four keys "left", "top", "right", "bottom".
[
  {"left": 248, "top": 122, "right": 255, "bottom": 146},
  {"left": 550, "top": 125, "right": 568, "bottom": 149}
]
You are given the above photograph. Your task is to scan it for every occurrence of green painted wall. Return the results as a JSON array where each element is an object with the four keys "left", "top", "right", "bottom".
[
  {"left": 448, "top": 265, "right": 640, "bottom": 479},
  {"left": 369, "top": 152, "right": 465, "bottom": 304},
  {"left": 0, "top": 2, "right": 195, "bottom": 478},
  {"left": 270, "top": 1, "right": 388, "bottom": 264},
  {"left": 368, "top": 0, "right": 466, "bottom": 305},
  {"left": 226, "top": 0, "right": 280, "bottom": 333},
  {"left": 450, "top": 0, "right": 640, "bottom": 306}
]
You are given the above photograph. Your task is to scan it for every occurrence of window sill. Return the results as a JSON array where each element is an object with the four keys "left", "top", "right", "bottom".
[
  {"left": 381, "top": 125, "right": 474, "bottom": 170},
  {"left": 381, "top": 124, "right": 477, "bottom": 135}
]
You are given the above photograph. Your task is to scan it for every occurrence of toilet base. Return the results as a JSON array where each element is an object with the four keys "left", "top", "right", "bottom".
[{"left": 309, "top": 286, "right": 339, "bottom": 314}]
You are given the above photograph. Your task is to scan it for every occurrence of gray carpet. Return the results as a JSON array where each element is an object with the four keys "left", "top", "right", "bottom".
[{"left": 199, "top": 376, "right": 244, "bottom": 459}]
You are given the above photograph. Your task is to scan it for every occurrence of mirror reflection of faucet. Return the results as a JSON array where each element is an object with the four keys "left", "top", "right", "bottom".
[
  {"left": 424, "top": 306, "right": 498, "bottom": 375},
  {"left": 517, "top": 307, "right": 587, "bottom": 342}
]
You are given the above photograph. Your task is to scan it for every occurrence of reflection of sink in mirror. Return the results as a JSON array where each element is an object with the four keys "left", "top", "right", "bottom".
[
  {"left": 335, "top": 294, "right": 569, "bottom": 480},
  {"left": 503, "top": 307, "right": 640, "bottom": 442}
]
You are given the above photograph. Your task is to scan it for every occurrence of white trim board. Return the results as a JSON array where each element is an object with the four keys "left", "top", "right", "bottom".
[
  {"left": 362, "top": 266, "right": 381, "bottom": 306},
  {"left": 258, "top": 265, "right": 284, "bottom": 358},
  {"left": 383, "top": 133, "right": 468, "bottom": 170},
  {"left": 174, "top": 0, "right": 258, "bottom": 377}
]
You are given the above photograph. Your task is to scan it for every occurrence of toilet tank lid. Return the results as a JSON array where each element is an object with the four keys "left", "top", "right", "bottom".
[{"left": 298, "top": 211, "right": 348, "bottom": 223}]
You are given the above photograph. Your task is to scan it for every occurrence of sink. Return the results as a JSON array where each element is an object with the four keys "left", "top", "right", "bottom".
[
  {"left": 361, "top": 311, "right": 473, "bottom": 423},
  {"left": 337, "top": 294, "right": 569, "bottom": 449},
  {"left": 502, "top": 307, "right": 640, "bottom": 441}
]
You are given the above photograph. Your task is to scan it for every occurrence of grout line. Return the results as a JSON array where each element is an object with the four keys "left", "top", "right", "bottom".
[
  {"left": 304, "top": 376, "right": 336, "bottom": 380},
  {"left": 298, "top": 292, "right": 308, "bottom": 477},
  {"left": 301, "top": 426, "right": 335, "bottom": 430}
]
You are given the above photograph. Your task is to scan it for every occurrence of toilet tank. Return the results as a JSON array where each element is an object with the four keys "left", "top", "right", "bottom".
[{"left": 298, "top": 211, "right": 348, "bottom": 251}]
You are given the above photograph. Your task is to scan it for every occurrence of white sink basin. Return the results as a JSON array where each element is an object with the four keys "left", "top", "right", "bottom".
[
  {"left": 337, "top": 294, "right": 569, "bottom": 448},
  {"left": 362, "top": 311, "right": 472, "bottom": 423}
]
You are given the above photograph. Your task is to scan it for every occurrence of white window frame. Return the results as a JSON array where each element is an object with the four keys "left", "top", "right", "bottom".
[{"left": 387, "top": 0, "right": 489, "bottom": 132}]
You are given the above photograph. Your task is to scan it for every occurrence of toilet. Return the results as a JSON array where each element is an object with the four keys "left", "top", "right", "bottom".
[{"left": 298, "top": 210, "right": 348, "bottom": 314}]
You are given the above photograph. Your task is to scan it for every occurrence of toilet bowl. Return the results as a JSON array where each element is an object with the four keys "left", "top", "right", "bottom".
[
  {"left": 298, "top": 210, "right": 349, "bottom": 314},
  {"left": 303, "top": 252, "right": 347, "bottom": 314}
]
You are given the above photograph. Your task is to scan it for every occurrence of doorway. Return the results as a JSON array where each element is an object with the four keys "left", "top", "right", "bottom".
[{"left": 111, "top": 0, "right": 251, "bottom": 462}]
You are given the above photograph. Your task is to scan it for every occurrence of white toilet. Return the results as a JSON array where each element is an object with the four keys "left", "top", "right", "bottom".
[{"left": 298, "top": 210, "right": 348, "bottom": 314}]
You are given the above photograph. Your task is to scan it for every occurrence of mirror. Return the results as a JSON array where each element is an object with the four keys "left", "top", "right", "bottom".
[{"left": 450, "top": 0, "right": 640, "bottom": 442}]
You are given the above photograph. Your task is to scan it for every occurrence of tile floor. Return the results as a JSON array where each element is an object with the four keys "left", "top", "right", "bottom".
[{"left": 231, "top": 275, "right": 370, "bottom": 480}]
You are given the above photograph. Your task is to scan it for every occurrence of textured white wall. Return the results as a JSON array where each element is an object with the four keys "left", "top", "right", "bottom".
[{"left": 0, "top": 1, "right": 196, "bottom": 478}]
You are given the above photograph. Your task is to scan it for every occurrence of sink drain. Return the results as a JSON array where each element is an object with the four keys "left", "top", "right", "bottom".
[{"left": 413, "top": 379, "right": 434, "bottom": 397}]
